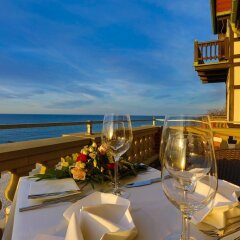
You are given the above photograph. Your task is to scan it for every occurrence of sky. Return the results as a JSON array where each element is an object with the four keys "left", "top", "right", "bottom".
[{"left": 0, "top": 0, "right": 226, "bottom": 115}]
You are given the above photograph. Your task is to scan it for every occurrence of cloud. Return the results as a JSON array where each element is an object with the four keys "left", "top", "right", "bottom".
[
  {"left": 47, "top": 99, "right": 93, "bottom": 109},
  {"left": 0, "top": 0, "right": 225, "bottom": 115}
]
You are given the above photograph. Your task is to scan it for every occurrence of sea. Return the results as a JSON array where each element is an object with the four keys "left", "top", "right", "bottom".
[{"left": 0, "top": 114, "right": 164, "bottom": 144}]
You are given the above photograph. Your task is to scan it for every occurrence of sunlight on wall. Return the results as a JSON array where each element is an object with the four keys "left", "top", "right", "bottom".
[{"left": 234, "top": 89, "right": 240, "bottom": 121}]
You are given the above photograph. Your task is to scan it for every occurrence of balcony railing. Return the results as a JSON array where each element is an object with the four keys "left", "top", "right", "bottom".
[
  {"left": 0, "top": 117, "right": 162, "bottom": 136},
  {"left": 194, "top": 38, "right": 229, "bottom": 64}
]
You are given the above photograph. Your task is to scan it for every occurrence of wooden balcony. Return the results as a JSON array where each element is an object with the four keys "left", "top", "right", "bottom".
[{"left": 194, "top": 38, "right": 230, "bottom": 83}]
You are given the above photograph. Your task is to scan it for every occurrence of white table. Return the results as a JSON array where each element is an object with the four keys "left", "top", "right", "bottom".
[{"left": 2, "top": 168, "right": 238, "bottom": 240}]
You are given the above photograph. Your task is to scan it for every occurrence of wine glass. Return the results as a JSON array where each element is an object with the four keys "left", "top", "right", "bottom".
[
  {"left": 160, "top": 115, "right": 212, "bottom": 168},
  {"left": 162, "top": 133, "right": 218, "bottom": 240},
  {"left": 101, "top": 114, "right": 133, "bottom": 196}
]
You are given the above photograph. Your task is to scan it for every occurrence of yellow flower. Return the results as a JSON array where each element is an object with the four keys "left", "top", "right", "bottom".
[
  {"left": 81, "top": 149, "right": 88, "bottom": 155},
  {"left": 75, "top": 161, "right": 86, "bottom": 169},
  {"left": 65, "top": 156, "right": 72, "bottom": 162},
  {"left": 92, "top": 142, "right": 97, "bottom": 148},
  {"left": 89, "top": 152, "right": 96, "bottom": 159},
  {"left": 93, "top": 159, "right": 97, "bottom": 167},
  {"left": 71, "top": 167, "right": 86, "bottom": 180},
  {"left": 72, "top": 153, "right": 79, "bottom": 161},
  {"left": 60, "top": 158, "right": 69, "bottom": 167},
  {"left": 98, "top": 144, "right": 108, "bottom": 155},
  {"left": 61, "top": 161, "right": 69, "bottom": 167},
  {"left": 88, "top": 146, "right": 94, "bottom": 153}
]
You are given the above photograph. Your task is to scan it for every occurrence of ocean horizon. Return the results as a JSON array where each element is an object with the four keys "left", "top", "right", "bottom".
[{"left": 0, "top": 114, "right": 164, "bottom": 144}]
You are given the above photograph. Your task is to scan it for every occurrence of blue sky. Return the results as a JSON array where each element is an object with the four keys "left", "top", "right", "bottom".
[{"left": 0, "top": 0, "right": 225, "bottom": 115}]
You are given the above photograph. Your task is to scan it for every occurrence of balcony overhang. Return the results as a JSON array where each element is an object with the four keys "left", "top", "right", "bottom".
[{"left": 195, "top": 61, "right": 230, "bottom": 83}]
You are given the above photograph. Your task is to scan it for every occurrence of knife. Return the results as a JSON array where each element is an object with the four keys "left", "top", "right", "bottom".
[
  {"left": 20, "top": 191, "right": 87, "bottom": 212},
  {"left": 125, "top": 177, "right": 162, "bottom": 188},
  {"left": 28, "top": 189, "right": 81, "bottom": 199}
]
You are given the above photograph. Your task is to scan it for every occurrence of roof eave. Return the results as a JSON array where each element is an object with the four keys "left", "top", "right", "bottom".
[
  {"left": 231, "top": 0, "right": 239, "bottom": 24},
  {"left": 210, "top": 0, "right": 218, "bottom": 34}
]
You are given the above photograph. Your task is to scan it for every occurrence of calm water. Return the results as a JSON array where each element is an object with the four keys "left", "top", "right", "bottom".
[{"left": 0, "top": 114, "right": 164, "bottom": 144}]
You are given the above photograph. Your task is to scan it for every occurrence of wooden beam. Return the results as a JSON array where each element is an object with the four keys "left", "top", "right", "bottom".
[
  {"left": 198, "top": 70, "right": 228, "bottom": 76},
  {"left": 195, "top": 62, "right": 230, "bottom": 71},
  {"left": 229, "top": 22, "right": 234, "bottom": 121},
  {"left": 200, "top": 76, "right": 226, "bottom": 81},
  {"left": 200, "top": 78, "right": 226, "bottom": 83},
  {"left": 233, "top": 54, "right": 240, "bottom": 58},
  {"left": 233, "top": 38, "right": 240, "bottom": 42}
]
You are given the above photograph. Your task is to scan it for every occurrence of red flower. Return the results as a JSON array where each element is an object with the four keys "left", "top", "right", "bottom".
[
  {"left": 107, "top": 163, "right": 115, "bottom": 170},
  {"left": 76, "top": 153, "right": 87, "bottom": 163}
]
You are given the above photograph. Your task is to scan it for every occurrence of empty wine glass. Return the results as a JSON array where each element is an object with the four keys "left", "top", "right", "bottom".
[
  {"left": 101, "top": 114, "right": 133, "bottom": 196},
  {"left": 160, "top": 115, "right": 212, "bottom": 169},
  {"left": 162, "top": 133, "right": 218, "bottom": 240}
]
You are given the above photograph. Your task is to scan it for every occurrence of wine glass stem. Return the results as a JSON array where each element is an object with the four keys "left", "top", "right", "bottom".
[
  {"left": 113, "top": 156, "right": 120, "bottom": 195},
  {"left": 181, "top": 214, "right": 191, "bottom": 240}
]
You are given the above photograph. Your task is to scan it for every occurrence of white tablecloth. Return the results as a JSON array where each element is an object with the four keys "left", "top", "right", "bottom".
[{"left": 2, "top": 168, "right": 239, "bottom": 240}]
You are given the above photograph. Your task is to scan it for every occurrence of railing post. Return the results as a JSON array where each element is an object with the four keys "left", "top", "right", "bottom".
[
  {"left": 224, "top": 37, "right": 229, "bottom": 59},
  {"left": 194, "top": 40, "right": 199, "bottom": 64},
  {"left": 152, "top": 117, "right": 156, "bottom": 126},
  {"left": 86, "top": 120, "right": 93, "bottom": 135}
]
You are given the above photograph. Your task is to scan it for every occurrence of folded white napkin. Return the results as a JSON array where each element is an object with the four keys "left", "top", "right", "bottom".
[
  {"left": 29, "top": 178, "right": 79, "bottom": 197},
  {"left": 35, "top": 192, "right": 137, "bottom": 240},
  {"left": 192, "top": 180, "right": 240, "bottom": 229},
  {"left": 63, "top": 192, "right": 138, "bottom": 240}
]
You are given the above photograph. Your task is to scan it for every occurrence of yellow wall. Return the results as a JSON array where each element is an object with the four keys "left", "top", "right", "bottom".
[
  {"left": 234, "top": 89, "right": 240, "bottom": 121},
  {"left": 231, "top": 28, "right": 240, "bottom": 121},
  {"left": 234, "top": 67, "right": 240, "bottom": 85},
  {"left": 234, "top": 41, "right": 240, "bottom": 55}
]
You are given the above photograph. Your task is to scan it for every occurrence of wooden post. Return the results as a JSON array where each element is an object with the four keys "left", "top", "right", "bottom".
[
  {"left": 224, "top": 37, "right": 229, "bottom": 59},
  {"left": 86, "top": 120, "right": 93, "bottom": 135},
  {"left": 194, "top": 40, "right": 199, "bottom": 64}
]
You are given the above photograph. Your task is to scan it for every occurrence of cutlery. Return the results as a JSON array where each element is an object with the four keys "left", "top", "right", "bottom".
[
  {"left": 201, "top": 221, "right": 240, "bottom": 238},
  {"left": 19, "top": 191, "right": 86, "bottom": 212},
  {"left": 125, "top": 177, "right": 161, "bottom": 188},
  {"left": 28, "top": 189, "right": 81, "bottom": 199}
]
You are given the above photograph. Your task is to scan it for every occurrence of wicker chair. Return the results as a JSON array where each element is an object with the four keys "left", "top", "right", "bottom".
[{"left": 215, "top": 149, "right": 240, "bottom": 186}]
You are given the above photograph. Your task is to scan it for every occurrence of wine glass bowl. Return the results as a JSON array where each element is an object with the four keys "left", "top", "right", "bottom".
[
  {"left": 165, "top": 133, "right": 213, "bottom": 183},
  {"left": 160, "top": 115, "right": 212, "bottom": 167}
]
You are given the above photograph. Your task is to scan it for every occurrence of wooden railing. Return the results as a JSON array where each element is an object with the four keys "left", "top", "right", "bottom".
[
  {"left": 0, "top": 118, "right": 158, "bottom": 135},
  {"left": 194, "top": 38, "right": 229, "bottom": 64}
]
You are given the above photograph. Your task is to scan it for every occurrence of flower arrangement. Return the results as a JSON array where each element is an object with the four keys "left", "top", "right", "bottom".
[{"left": 33, "top": 142, "right": 147, "bottom": 186}]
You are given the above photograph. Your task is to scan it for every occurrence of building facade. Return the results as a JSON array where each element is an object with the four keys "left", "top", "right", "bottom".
[{"left": 194, "top": 0, "right": 240, "bottom": 122}]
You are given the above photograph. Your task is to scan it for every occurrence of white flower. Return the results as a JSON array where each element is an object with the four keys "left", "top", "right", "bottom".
[{"left": 55, "top": 162, "right": 62, "bottom": 170}]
